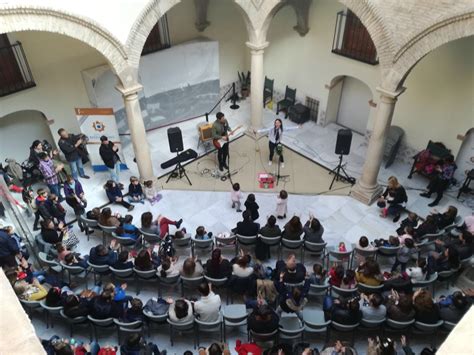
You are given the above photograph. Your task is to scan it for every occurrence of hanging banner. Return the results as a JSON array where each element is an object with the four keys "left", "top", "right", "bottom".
[{"left": 74, "top": 108, "right": 127, "bottom": 172}]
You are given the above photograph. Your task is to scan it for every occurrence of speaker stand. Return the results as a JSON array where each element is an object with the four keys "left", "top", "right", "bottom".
[
  {"left": 329, "top": 154, "right": 354, "bottom": 190},
  {"left": 166, "top": 154, "right": 192, "bottom": 186},
  {"left": 275, "top": 154, "right": 289, "bottom": 186}
]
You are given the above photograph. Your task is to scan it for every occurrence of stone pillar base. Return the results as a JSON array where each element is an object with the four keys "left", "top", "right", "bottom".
[{"left": 350, "top": 180, "right": 383, "bottom": 205}]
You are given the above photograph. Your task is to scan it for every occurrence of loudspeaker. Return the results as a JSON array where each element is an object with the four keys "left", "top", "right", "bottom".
[
  {"left": 335, "top": 128, "right": 352, "bottom": 155},
  {"left": 167, "top": 127, "right": 183, "bottom": 153}
]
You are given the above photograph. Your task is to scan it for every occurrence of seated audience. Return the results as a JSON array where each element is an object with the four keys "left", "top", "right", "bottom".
[
  {"left": 234, "top": 210, "right": 260, "bottom": 236},
  {"left": 193, "top": 282, "right": 222, "bottom": 322},
  {"left": 180, "top": 256, "right": 204, "bottom": 277},
  {"left": 140, "top": 212, "right": 160, "bottom": 235},
  {"left": 88, "top": 240, "right": 119, "bottom": 266},
  {"left": 413, "top": 289, "right": 440, "bottom": 324},
  {"left": 205, "top": 249, "right": 232, "bottom": 279},
  {"left": 275, "top": 273, "right": 310, "bottom": 320},
  {"left": 86, "top": 207, "right": 101, "bottom": 221},
  {"left": 438, "top": 291, "right": 471, "bottom": 323},
  {"left": 112, "top": 250, "right": 134, "bottom": 270},
  {"left": 120, "top": 334, "right": 164, "bottom": 355},
  {"left": 275, "top": 253, "right": 306, "bottom": 284},
  {"left": 259, "top": 215, "right": 281, "bottom": 238},
  {"left": 63, "top": 293, "right": 91, "bottom": 318},
  {"left": 396, "top": 212, "right": 418, "bottom": 236},
  {"left": 232, "top": 250, "right": 254, "bottom": 277},
  {"left": 433, "top": 205, "right": 458, "bottom": 230},
  {"left": 134, "top": 249, "right": 160, "bottom": 271},
  {"left": 122, "top": 298, "right": 144, "bottom": 322},
  {"left": 309, "top": 263, "right": 326, "bottom": 285},
  {"left": 303, "top": 215, "right": 325, "bottom": 243},
  {"left": 98, "top": 207, "right": 121, "bottom": 227},
  {"left": 406, "top": 258, "right": 427, "bottom": 282},
  {"left": 427, "top": 246, "right": 460, "bottom": 275},
  {"left": 0, "top": 226, "right": 20, "bottom": 267},
  {"left": 355, "top": 258, "right": 383, "bottom": 286},
  {"left": 340, "top": 269, "right": 357, "bottom": 289},
  {"left": 194, "top": 225, "right": 212, "bottom": 240},
  {"left": 391, "top": 238, "right": 417, "bottom": 272},
  {"left": 12, "top": 277, "right": 48, "bottom": 301},
  {"left": 117, "top": 214, "right": 140, "bottom": 240},
  {"left": 169, "top": 298, "right": 194, "bottom": 323},
  {"left": 359, "top": 293, "right": 386, "bottom": 321},
  {"left": 386, "top": 291, "right": 415, "bottom": 322},
  {"left": 435, "top": 230, "right": 473, "bottom": 261},
  {"left": 328, "top": 264, "right": 345, "bottom": 287},
  {"left": 64, "top": 253, "right": 88, "bottom": 269},
  {"left": 398, "top": 226, "right": 415, "bottom": 245},
  {"left": 89, "top": 289, "right": 121, "bottom": 319},
  {"left": 104, "top": 180, "right": 134, "bottom": 211},
  {"left": 282, "top": 216, "right": 303, "bottom": 240},
  {"left": 330, "top": 297, "right": 362, "bottom": 325},
  {"left": 354, "top": 236, "right": 376, "bottom": 264},
  {"left": 248, "top": 304, "right": 279, "bottom": 334},
  {"left": 414, "top": 215, "right": 438, "bottom": 240},
  {"left": 158, "top": 256, "right": 180, "bottom": 278}
]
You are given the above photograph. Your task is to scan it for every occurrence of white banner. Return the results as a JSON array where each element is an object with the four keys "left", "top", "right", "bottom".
[{"left": 74, "top": 108, "right": 127, "bottom": 172}]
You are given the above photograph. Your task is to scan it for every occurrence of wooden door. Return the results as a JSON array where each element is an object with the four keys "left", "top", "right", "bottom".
[{"left": 341, "top": 10, "right": 376, "bottom": 62}]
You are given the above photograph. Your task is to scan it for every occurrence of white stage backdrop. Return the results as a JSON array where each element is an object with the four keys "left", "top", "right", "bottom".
[{"left": 74, "top": 108, "right": 127, "bottom": 172}]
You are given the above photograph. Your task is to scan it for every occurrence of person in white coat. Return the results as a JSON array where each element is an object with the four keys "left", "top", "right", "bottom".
[
  {"left": 256, "top": 118, "right": 300, "bottom": 168},
  {"left": 275, "top": 190, "right": 288, "bottom": 219}
]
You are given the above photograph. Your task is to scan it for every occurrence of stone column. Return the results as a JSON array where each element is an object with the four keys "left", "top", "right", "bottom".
[
  {"left": 116, "top": 83, "right": 154, "bottom": 180},
  {"left": 351, "top": 86, "right": 405, "bottom": 204},
  {"left": 247, "top": 41, "right": 269, "bottom": 129}
]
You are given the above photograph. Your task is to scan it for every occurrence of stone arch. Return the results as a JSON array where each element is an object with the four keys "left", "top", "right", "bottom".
[
  {"left": 339, "top": 0, "right": 394, "bottom": 69},
  {"left": 126, "top": 0, "right": 182, "bottom": 69},
  {"left": 382, "top": 11, "right": 474, "bottom": 91},
  {"left": 0, "top": 6, "right": 130, "bottom": 84}
]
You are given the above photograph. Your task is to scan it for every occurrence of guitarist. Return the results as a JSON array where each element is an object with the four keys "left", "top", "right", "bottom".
[{"left": 212, "top": 112, "right": 231, "bottom": 171}]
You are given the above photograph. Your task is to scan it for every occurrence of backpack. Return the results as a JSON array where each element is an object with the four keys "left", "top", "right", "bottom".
[{"left": 143, "top": 298, "right": 169, "bottom": 315}]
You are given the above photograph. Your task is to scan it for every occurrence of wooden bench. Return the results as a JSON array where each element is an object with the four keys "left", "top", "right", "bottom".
[{"left": 408, "top": 140, "right": 452, "bottom": 179}]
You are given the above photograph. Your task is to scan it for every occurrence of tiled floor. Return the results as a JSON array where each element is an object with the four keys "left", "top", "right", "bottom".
[{"left": 4, "top": 99, "right": 471, "bottom": 354}]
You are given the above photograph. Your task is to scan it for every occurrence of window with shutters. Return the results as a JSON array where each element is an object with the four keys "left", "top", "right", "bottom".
[
  {"left": 331, "top": 10, "right": 378, "bottom": 65},
  {"left": 141, "top": 15, "right": 171, "bottom": 55}
]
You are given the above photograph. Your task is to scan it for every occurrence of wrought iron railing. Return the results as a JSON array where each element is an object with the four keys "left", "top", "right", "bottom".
[
  {"left": 0, "top": 41, "right": 36, "bottom": 97},
  {"left": 141, "top": 14, "right": 171, "bottom": 56},
  {"left": 332, "top": 10, "right": 379, "bottom": 65}
]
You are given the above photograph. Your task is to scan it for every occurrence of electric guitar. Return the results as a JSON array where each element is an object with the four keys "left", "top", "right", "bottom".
[{"left": 213, "top": 125, "right": 243, "bottom": 149}]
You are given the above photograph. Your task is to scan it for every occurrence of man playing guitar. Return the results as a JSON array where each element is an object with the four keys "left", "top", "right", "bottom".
[{"left": 212, "top": 112, "right": 232, "bottom": 171}]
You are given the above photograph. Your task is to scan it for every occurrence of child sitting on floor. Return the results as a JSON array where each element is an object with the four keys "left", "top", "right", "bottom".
[
  {"left": 143, "top": 180, "right": 162, "bottom": 205},
  {"left": 128, "top": 176, "right": 145, "bottom": 204}
]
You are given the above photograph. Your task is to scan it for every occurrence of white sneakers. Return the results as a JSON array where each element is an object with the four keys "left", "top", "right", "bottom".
[{"left": 268, "top": 161, "right": 272, "bottom": 166}]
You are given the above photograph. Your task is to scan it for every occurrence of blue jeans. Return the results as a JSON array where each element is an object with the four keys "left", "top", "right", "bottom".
[
  {"left": 69, "top": 158, "right": 85, "bottom": 180},
  {"left": 108, "top": 162, "right": 121, "bottom": 182},
  {"left": 47, "top": 183, "right": 62, "bottom": 199}
]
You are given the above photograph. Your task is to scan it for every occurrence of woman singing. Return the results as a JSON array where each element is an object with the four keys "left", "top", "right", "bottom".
[{"left": 256, "top": 119, "right": 300, "bottom": 168}]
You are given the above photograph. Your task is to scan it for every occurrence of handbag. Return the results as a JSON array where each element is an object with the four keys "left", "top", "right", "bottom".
[{"left": 62, "top": 227, "right": 79, "bottom": 248}]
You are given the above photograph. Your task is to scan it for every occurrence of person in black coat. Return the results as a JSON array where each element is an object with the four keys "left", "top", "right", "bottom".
[
  {"left": 329, "top": 297, "right": 362, "bottom": 325},
  {"left": 41, "top": 219, "right": 65, "bottom": 244},
  {"left": 89, "top": 241, "right": 119, "bottom": 266},
  {"left": 112, "top": 250, "right": 134, "bottom": 270},
  {"left": 0, "top": 229, "right": 20, "bottom": 267},
  {"left": 233, "top": 210, "right": 260, "bottom": 236},
  {"left": 99, "top": 135, "right": 121, "bottom": 183},
  {"left": 89, "top": 290, "right": 121, "bottom": 319},
  {"left": 413, "top": 289, "right": 440, "bottom": 324},
  {"left": 63, "top": 294, "right": 90, "bottom": 318},
  {"left": 247, "top": 304, "right": 279, "bottom": 334},
  {"left": 57, "top": 128, "right": 89, "bottom": 180},
  {"left": 205, "top": 248, "right": 232, "bottom": 279},
  {"left": 439, "top": 291, "right": 471, "bottom": 323},
  {"left": 378, "top": 176, "right": 408, "bottom": 223},
  {"left": 244, "top": 194, "right": 259, "bottom": 221},
  {"left": 275, "top": 253, "right": 306, "bottom": 284}
]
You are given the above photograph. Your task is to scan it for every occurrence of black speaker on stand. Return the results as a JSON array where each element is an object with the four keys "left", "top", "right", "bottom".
[
  {"left": 166, "top": 127, "right": 191, "bottom": 185},
  {"left": 329, "top": 128, "right": 355, "bottom": 189}
]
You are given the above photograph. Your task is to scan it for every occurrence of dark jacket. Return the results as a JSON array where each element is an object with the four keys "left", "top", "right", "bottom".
[
  {"left": 414, "top": 221, "right": 438, "bottom": 239},
  {"left": 99, "top": 142, "right": 120, "bottom": 169},
  {"left": 112, "top": 260, "right": 134, "bottom": 270},
  {"left": 64, "top": 298, "right": 90, "bottom": 318},
  {"left": 259, "top": 225, "right": 281, "bottom": 238},
  {"left": 205, "top": 258, "right": 232, "bottom": 279},
  {"left": 89, "top": 246, "right": 118, "bottom": 266},
  {"left": 330, "top": 304, "right": 362, "bottom": 325},
  {"left": 41, "top": 227, "right": 64, "bottom": 244},
  {"left": 106, "top": 185, "right": 123, "bottom": 203},
  {"left": 235, "top": 220, "right": 260, "bottom": 236},
  {"left": 397, "top": 217, "right": 418, "bottom": 236},
  {"left": 247, "top": 309, "right": 279, "bottom": 333},
  {"left": 414, "top": 304, "right": 440, "bottom": 324},
  {"left": 382, "top": 186, "right": 408, "bottom": 205},
  {"left": 275, "top": 260, "right": 306, "bottom": 284},
  {"left": 439, "top": 304, "right": 470, "bottom": 323},
  {"left": 45, "top": 200, "right": 66, "bottom": 221},
  {"left": 303, "top": 222, "right": 324, "bottom": 243},
  {"left": 282, "top": 224, "right": 304, "bottom": 241},
  {"left": 0, "top": 230, "right": 20, "bottom": 258},
  {"left": 63, "top": 179, "right": 84, "bottom": 198},
  {"left": 128, "top": 183, "right": 143, "bottom": 197},
  {"left": 58, "top": 135, "right": 80, "bottom": 162},
  {"left": 89, "top": 296, "right": 120, "bottom": 319},
  {"left": 244, "top": 200, "right": 259, "bottom": 221}
]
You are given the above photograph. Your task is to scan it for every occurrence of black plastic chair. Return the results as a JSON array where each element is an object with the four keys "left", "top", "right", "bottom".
[
  {"left": 277, "top": 86, "right": 296, "bottom": 118},
  {"left": 263, "top": 76, "right": 274, "bottom": 107}
]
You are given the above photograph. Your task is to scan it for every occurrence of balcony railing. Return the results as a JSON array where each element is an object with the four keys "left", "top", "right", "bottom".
[
  {"left": 0, "top": 41, "right": 36, "bottom": 97},
  {"left": 332, "top": 10, "right": 379, "bottom": 65}
]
